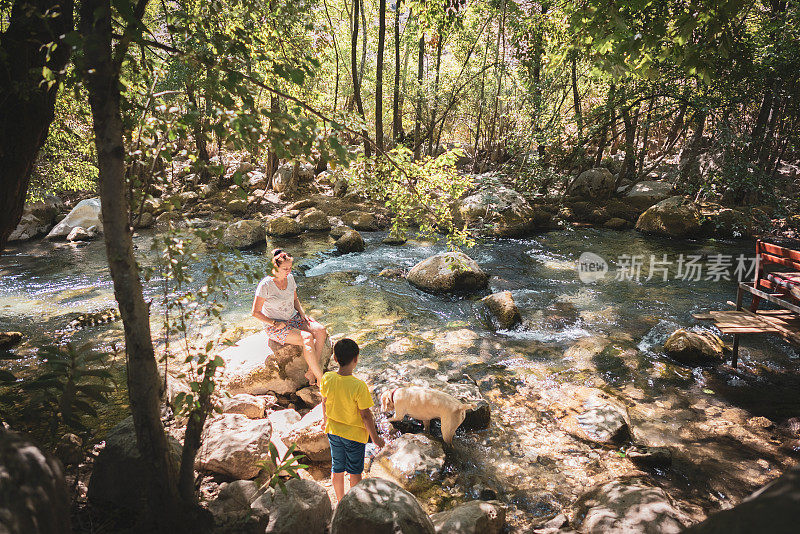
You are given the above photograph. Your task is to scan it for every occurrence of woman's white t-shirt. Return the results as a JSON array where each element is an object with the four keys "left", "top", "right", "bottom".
[{"left": 255, "top": 274, "right": 297, "bottom": 321}]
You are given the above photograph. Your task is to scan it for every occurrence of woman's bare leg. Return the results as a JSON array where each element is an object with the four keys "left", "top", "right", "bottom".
[
  {"left": 305, "top": 318, "right": 328, "bottom": 362},
  {"left": 283, "top": 329, "right": 324, "bottom": 386}
]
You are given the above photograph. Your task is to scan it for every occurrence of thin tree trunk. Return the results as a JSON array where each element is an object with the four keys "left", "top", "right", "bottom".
[
  {"left": 392, "top": 0, "right": 403, "bottom": 141},
  {"left": 427, "top": 35, "right": 443, "bottom": 156},
  {"left": 186, "top": 82, "right": 209, "bottom": 162},
  {"left": 594, "top": 83, "right": 616, "bottom": 167},
  {"left": 413, "top": 33, "right": 424, "bottom": 160},
  {"left": 637, "top": 100, "right": 652, "bottom": 176},
  {"left": 570, "top": 52, "right": 582, "bottom": 141},
  {"left": 473, "top": 40, "right": 489, "bottom": 169},
  {"left": 376, "top": 0, "right": 386, "bottom": 152},
  {"left": 488, "top": 0, "right": 506, "bottom": 161},
  {"left": 359, "top": 0, "right": 367, "bottom": 86},
  {"left": 351, "top": 0, "right": 371, "bottom": 157},
  {"left": 619, "top": 95, "right": 638, "bottom": 185},
  {"left": 678, "top": 110, "right": 706, "bottom": 187},
  {"left": 0, "top": 0, "right": 73, "bottom": 251},
  {"left": 80, "top": 0, "right": 207, "bottom": 530},
  {"left": 266, "top": 95, "right": 280, "bottom": 188}
]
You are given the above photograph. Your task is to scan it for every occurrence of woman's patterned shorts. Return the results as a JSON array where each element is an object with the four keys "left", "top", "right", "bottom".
[{"left": 265, "top": 313, "right": 308, "bottom": 344}]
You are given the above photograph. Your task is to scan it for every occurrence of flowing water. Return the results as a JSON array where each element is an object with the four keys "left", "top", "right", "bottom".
[{"left": 2, "top": 227, "right": 799, "bottom": 527}]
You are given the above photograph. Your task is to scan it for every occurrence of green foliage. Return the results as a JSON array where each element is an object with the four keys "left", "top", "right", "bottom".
[
  {"left": 351, "top": 147, "right": 474, "bottom": 249},
  {"left": 256, "top": 442, "right": 309, "bottom": 495},
  {"left": 0, "top": 343, "right": 114, "bottom": 444}
]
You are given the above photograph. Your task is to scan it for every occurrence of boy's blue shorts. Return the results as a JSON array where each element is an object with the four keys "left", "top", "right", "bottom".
[{"left": 327, "top": 433, "right": 366, "bottom": 475}]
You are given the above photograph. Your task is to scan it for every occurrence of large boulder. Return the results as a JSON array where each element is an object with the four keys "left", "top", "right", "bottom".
[
  {"left": 457, "top": 186, "right": 550, "bottom": 237},
  {"left": 635, "top": 196, "right": 703, "bottom": 238},
  {"left": 572, "top": 478, "right": 691, "bottom": 534},
  {"left": 265, "top": 216, "right": 302, "bottom": 237},
  {"left": 567, "top": 168, "right": 616, "bottom": 200},
  {"left": 342, "top": 210, "right": 380, "bottom": 231},
  {"left": 46, "top": 198, "right": 102, "bottom": 240},
  {"left": 481, "top": 291, "right": 521, "bottom": 329},
  {"left": 330, "top": 477, "right": 436, "bottom": 534},
  {"left": 218, "top": 393, "right": 269, "bottom": 419},
  {"left": 251, "top": 478, "right": 332, "bottom": 534},
  {"left": 625, "top": 180, "right": 673, "bottom": 206},
  {"left": 272, "top": 163, "right": 298, "bottom": 195},
  {"left": 701, "top": 207, "right": 753, "bottom": 239},
  {"left": 220, "top": 332, "right": 332, "bottom": 396},
  {"left": 226, "top": 198, "right": 248, "bottom": 215},
  {"left": 431, "top": 500, "right": 506, "bottom": 534},
  {"left": 539, "top": 385, "right": 631, "bottom": 446},
  {"left": 223, "top": 220, "right": 266, "bottom": 249},
  {"left": 372, "top": 434, "right": 446, "bottom": 493},
  {"left": 0, "top": 429, "right": 71, "bottom": 534},
  {"left": 663, "top": 329, "right": 725, "bottom": 365},
  {"left": 195, "top": 413, "right": 272, "bottom": 480},
  {"left": 88, "top": 416, "right": 182, "bottom": 509},
  {"left": 281, "top": 404, "right": 330, "bottom": 462},
  {"left": 208, "top": 480, "right": 264, "bottom": 527},
  {"left": 407, "top": 252, "right": 488, "bottom": 294},
  {"left": 335, "top": 230, "right": 365, "bottom": 253},
  {"left": 299, "top": 208, "right": 331, "bottom": 232},
  {"left": 682, "top": 463, "right": 800, "bottom": 534},
  {"left": 8, "top": 196, "right": 63, "bottom": 242}
]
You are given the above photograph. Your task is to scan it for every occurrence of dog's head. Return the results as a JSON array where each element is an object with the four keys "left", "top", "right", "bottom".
[{"left": 380, "top": 388, "right": 395, "bottom": 412}]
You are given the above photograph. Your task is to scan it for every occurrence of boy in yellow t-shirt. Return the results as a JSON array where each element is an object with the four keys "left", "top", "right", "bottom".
[{"left": 321, "top": 338, "right": 385, "bottom": 501}]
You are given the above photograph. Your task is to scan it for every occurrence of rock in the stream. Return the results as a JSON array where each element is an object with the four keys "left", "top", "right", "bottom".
[
  {"left": 265, "top": 216, "right": 302, "bottom": 237},
  {"left": 88, "top": 416, "right": 182, "bottom": 510},
  {"left": 47, "top": 198, "right": 103, "bottom": 240},
  {"left": 635, "top": 196, "right": 702, "bottom": 238},
  {"left": 299, "top": 208, "right": 331, "bottom": 232},
  {"left": 218, "top": 393, "right": 269, "bottom": 419},
  {"left": 481, "top": 291, "right": 521, "bottom": 329},
  {"left": 220, "top": 332, "right": 331, "bottom": 395},
  {"left": 540, "top": 385, "right": 631, "bottom": 446},
  {"left": 0, "top": 331, "right": 23, "bottom": 350},
  {"left": 572, "top": 478, "right": 691, "bottom": 534},
  {"left": 567, "top": 168, "right": 616, "bottom": 200},
  {"left": 342, "top": 210, "right": 379, "bottom": 231},
  {"left": 431, "top": 500, "right": 506, "bottom": 534},
  {"left": 456, "top": 186, "right": 550, "bottom": 237},
  {"left": 195, "top": 413, "right": 272, "bottom": 480},
  {"left": 625, "top": 445, "right": 673, "bottom": 468},
  {"left": 407, "top": 252, "right": 488, "bottom": 293},
  {"left": 379, "top": 267, "right": 406, "bottom": 279},
  {"left": 330, "top": 477, "right": 435, "bottom": 534},
  {"left": 0, "top": 429, "right": 71, "bottom": 534},
  {"left": 382, "top": 234, "right": 407, "bottom": 245},
  {"left": 281, "top": 404, "right": 330, "bottom": 461},
  {"left": 251, "top": 478, "right": 332, "bottom": 534},
  {"left": 663, "top": 329, "right": 725, "bottom": 365},
  {"left": 8, "top": 196, "right": 62, "bottom": 242},
  {"left": 681, "top": 462, "right": 800, "bottom": 534},
  {"left": 222, "top": 220, "right": 266, "bottom": 249},
  {"left": 329, "top": 224, "right": 352, "bottom": 239},
  {"left": 371, "top": 434, "right": 446, "bottom": 493},
  {"left": 335, "top": 229, "right": 365, "bottom": 253}
]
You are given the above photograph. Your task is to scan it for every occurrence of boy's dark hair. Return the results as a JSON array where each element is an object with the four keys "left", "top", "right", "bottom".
[{"left": 333, "top": 338, "right": 359, "bottom": 366}]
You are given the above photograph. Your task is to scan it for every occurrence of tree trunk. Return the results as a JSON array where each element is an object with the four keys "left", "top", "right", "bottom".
[
  {"left": 0, "top": 0, "right": 73, "bottom": 251},
  {"left": 571, "top": 52, "right": 582, "bottom": 141},
  {"left": 594, "top": 83, "right": 615, "bottom": 167},
  {"left": 488, "top": 0, "right": 507, "bottom": 161},
  {"left": 80, "top": 0, "right": 206, "bottom": 530},
  {"left": 376, "top": 0, "right": 386, "bottom": 153},
  {"left": 186, "top": 82, "right": 209, "bottom": 162},
  {"left": 266, "top": 95, "right": 280, "bottom": 189},
  {"left": 619, "top": 96, "right": 638, "bottom": 185},
  {"left": 351, "top": 0, "right": 371, "bottom": 157},
  {"left": 678, "top": 110, "right": 706, "bottom": 187},
  {"left": 413, "top": 33, "right": 424, "bottom": 160},
  {"left": 392, "top": 0, "right": 403, "bottom": 141},
  {"left": 427, "top": 35, "right": 443, "bottom": 156}
]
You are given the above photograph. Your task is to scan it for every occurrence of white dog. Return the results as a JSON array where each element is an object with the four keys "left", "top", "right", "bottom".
[{"left": 380, "top": 386, "right": 476, "bottom": 445}]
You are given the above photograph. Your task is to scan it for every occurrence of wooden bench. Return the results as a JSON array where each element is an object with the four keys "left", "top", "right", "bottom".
[{"left": 696, "top": 240, "right": 800, "bottom": 367}]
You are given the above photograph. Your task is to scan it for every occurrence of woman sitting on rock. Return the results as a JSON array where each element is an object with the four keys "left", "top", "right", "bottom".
[{"left": 252, "top": 248, "right": 328, "bottom": 386}]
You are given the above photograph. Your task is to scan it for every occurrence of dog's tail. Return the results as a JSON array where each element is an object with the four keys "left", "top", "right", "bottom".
[{"left": 460, "top": 403, "right": 477, "bottom": 412}]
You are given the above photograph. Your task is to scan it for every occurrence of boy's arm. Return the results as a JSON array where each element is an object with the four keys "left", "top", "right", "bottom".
[{"left": 359, "top": 408, "right": 385, "bottom": 448}]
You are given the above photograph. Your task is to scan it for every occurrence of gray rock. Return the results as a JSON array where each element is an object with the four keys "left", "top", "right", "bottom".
[
  {"left": 54, "top": 433, "right": 83, "bottom": 466},
  {"left": 575, "top": 395, "right": 631, "bottom": 445},
  {"left": 663, "top": 329, "right": 725, "bottom": 365},
  {"left": 299, "top": 208, "right": 331, "bottom": 232},
  {"left": 330, "top": 477, "right": 435, "bottom": 534},
  {"left": 382, "top": 234, "right": 407, "bottom": 245},
  {"left": 47, "top": 198, "right": 103, "bottom": 240},
  {"left": 0, "top": 429, "right": 71, "bottom": 534},
  {"left": 332, "top": 176, "right": 348, "bottom": 197},
  {"left": 268, "top": 409, "right": 302, "bottom": 438},
  {"left": 457, "top": 186, "right": 550, "bottom": 237},
  {"left": 226, "top": 198, "right": 249, "bottom": 215},
  {"left": 67, "top": 225, "right": 99, "bottom": 242},
  {"left": 635, "top": 196, "right": 702, "bottom": 238},
  {"left": 625, "top": 181, "right": 673, "bottom": 204},
  {"left": 8, "top": 196, "right": 62, "bottom": 242},
  {"left": 220, "top": 333, "right": 331, "bottom": 396},
  {"left": 281, "top": 404, "right": 330, "bottom": 462},
  {"left": 209, "top": 479, "right": 261, "bottom": 516},
  {"left": 251, "top": 478, "right": 332, "bottom": 534},
  {"left": 407, "top": 252, "right": 488, "bottom": 293},
  {"left": 567, "top": 168, "right": 616, "bottom": 200},
  {"left": 682, "top": 463, "right": 800, "bottom": 534},
  {"left": 218, "top": 393, "right": 269, "bottom": 419},
  {"left": 572, "top": 479, "right": 690, "bottom": 534},
  {"left": 335, "top": 230, "right": 365, "bottom": 253},
  {"left": 373, "top": 434, "right": 446, "bottom": 493},
  {"left": 135, "top": 211, "right": 155, "bottom": 228},
  {"left": 222, "top": 220, "right": 266, "bottom": 249},
  {"left": 625, "top": 445, "right": 673, "bottom": 468},
  {"left": 195, "top": 413, "right": 272, "bottom": 480},
  {"left": 481, "top": 291, "right": 521, "bottom": 329},
  {"left": 431, "top": 500, "right": 506, "bottom": 534},
  {"left": 272, "top": 163, "right": 297, "bottom": 195},
  {"left": 265, "top": 216, "right": 302, "bottom": 237},
  {"left": 342, "top": 210, "right": 380, "bottom": 231},
  {"left": 329, "top": 224, "right": 353, "bottom": 240},
  {"left": 88, "top": 416, "right": 182, "bottom": 509}
]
